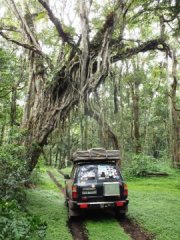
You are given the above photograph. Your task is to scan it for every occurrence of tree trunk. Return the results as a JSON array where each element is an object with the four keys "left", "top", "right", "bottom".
[
  {"left": 130, "top": 80, "right": 141, "bottom": 154},
  {"left": 80, "top": 117, "right": 84, "bottom": 149},
  {"left": 67, "top": 116, "right": 71, "bottom": 160},
  {"left": 167, "top": 52, "right": 180, "bottom": 168},
  {"left": 113, "top": 76, "right": 119, "bottom": 114},
  {"left": 0, "top": 125, "right": 5, "bottom": 146},
  {"left": 10, "top": 86, "right": 17, "bottom": 126},
  {"left": 83, "top": 116, "right": 88, "bottom": 150},
  {"left": 49, "top": 134, "right": 52, "bottom": 166}
]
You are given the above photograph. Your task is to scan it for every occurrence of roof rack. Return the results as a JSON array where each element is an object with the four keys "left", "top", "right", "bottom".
[{"left": 71, "top": 148, "right": 120, "bottom": 163}]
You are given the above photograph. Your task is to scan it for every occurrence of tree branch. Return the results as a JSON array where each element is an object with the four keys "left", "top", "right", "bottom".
[
  {"left": 0, "top": 25, "right": 19, "bottom": 32},
  {"left": 111, "top": 38, "right": 170, "bottom": 62},
  {"left": 91, "top": 11, "right": 116, "bottom": 49},
  {"left": 0, "top": 89, "right": 12, "bottom": 98},
  {"left": 0, "top": 31, "right": 53, "bottom": 69},
  {"left": 6, "top": 0, "right": 40, "bottom": 48},
  {"left": 38, "top": 0, "right": 76, "bottom": 48},
  {"left": 123, "top": 0, "right": 135, "bottom": 18},
  {"left": 0, "top": 31, "right": 42, "bottom": 54}
]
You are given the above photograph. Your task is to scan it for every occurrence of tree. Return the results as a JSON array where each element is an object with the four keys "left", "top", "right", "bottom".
[
  {"left": 166, "top": 52, "right": 180, "bottom": 168},
  {"left": 0, "top": 0, "right": 176, "bottom": 171}
]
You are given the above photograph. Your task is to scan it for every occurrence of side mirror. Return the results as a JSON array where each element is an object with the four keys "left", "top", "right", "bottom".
[{"left": 64, "top": 174, "right": 70, "bottom": 179}]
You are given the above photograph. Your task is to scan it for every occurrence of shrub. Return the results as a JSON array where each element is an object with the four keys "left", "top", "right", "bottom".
[
  {"left": 0, "top": 144, "right": 47, "bottom": 239},
  {"left": 0, "top": 144, "right": 27, "bottom": 202},
  {"left": 123, "top": 153, "right": 161, "bottom": 177},
  {"left": 0, "top": 200, "right": 47, "bottom": 240}
]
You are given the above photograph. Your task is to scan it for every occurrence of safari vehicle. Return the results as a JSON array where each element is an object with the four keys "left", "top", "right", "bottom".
[{"left": 64, "top": 148, "right": 128, "bottom": 219}]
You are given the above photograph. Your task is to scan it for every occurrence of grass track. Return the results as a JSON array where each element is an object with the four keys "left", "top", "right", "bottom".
[
  {"left": 26, "top": 172, "right": 72, "bottom": 240},
  {"left": 50, "top": 167, "right": 131, "bottom": 240},
  {"left": 26, "top": 166, "right": 180, "bottom": 240},
  {"left": 35, "top": 167, "right": 131, "bottom": 240},
  {"left": 86, "top": 218, "right": 130, "bottom": 240}
]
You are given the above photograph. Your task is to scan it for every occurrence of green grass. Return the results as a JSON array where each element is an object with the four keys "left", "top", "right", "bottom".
[
  {"left": 48, "top": 167, "right": 66, "bottom": 187},
  {"left": 60, "top": 167, "right": 72, "bottom": 175},
  {"left": 26, "top": 170, "right": 72, "bottom": 240},
  {"left": 128, "top": 170, "right": 180, "bottom": 240},
  {"left": 28, "top": 166, "right": 180, "bottom": 240},
  {"left": 57, "top": 167, "right": 130, "bottom": 239},
  {"left": 35, "top": 167, "right": 131, "bottom": 239},
  {"left": 86, "top": 218, "right": 130, "bottom": 240}
]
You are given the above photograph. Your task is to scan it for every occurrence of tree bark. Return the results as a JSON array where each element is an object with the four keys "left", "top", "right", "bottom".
[
  {"left": 0, "top": 125, "right": 5, "bottom": 146},
  {"left": 131, "top": 82, "right": 141, "bottom": 154},
  {"left": 167, "top": 52, "right": 180, "bottom": 168},
  {"left": 10, "top": 86, "right": 17, "bottom": 127}
]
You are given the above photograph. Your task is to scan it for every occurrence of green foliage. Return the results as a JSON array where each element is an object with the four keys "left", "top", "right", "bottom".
[
  {"left": 0, "top": 146, "right": 47, "bottom": 240},
  {"left": 0, "top": 144, "right": 27, "bottom": 201},
  {"left": 0, "top": 200, "right": 47, "bottom": 240},
  {"left": 124, "top": 153, "right": 162, "bottom": 177},
  {"left": 35, "top": 11, "right": 46, "bottom": 21},
  {"left": 0, "top": 47, "right": 26, "bottom": 130}
]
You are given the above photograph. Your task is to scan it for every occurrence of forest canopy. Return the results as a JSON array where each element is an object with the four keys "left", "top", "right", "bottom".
[{"left": 0, "top": 0, "right": 179, "bottom": 171}]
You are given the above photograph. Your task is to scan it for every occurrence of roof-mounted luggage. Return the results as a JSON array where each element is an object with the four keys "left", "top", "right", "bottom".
[{"left": 71, "top": 148, "right": 120, "bottom": 163}]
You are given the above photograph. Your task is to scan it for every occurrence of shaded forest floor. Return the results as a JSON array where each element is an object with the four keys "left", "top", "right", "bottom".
[{"left": 26, "top": 167, "right": 180, "bottom": 240}]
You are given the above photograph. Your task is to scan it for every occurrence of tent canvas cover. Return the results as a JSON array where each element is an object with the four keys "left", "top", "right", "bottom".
[{"left": 72, "top": 148, "right": 120, "bottom": 162}]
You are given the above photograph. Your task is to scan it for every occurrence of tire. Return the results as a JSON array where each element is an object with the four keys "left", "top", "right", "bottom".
[
  {"left": 115, "top": 209, "right": 126, "bottom": 219},
  {"left": 68, "top": 202, "right": 79, "bottom": 220},
  {"left": 65, "top": 198, "right": 68, "bottom": 207},
  {"left": 64, "top": 189, "right": 69, "bottom": 207}
]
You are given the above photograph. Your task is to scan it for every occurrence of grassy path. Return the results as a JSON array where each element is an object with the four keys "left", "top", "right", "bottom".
[
  {"left": 26, "top": 172, "right": 72, "bottom": 240},
  {"left": 27, "top": 166, "right": 180, "bottom": 240},
  {"left": 47, "top": 167, "right": 131, "bottom": 240},
  {"left": 26, "top": 168, "right": 131, "bottom": 240}
]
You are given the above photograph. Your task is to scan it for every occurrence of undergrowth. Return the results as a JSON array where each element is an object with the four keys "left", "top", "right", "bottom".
[
  {"left": 122, "top": 153, "right": 172, "bottom": 177},
  {"left": 0, "top": 144, "right": 46, "bottom": 240}
]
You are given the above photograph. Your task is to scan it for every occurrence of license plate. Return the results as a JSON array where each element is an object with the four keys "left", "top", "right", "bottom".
[
  {"left": 100, "top": 203, "right": 111, "bottom": 208},
  {"left": 82, "top": 190, "right": 97, "bottom": 195}
]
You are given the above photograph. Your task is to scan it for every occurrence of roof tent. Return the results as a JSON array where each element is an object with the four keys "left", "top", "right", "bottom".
[{"left": 72, "top": 148, "right": 120, "bottom": 163}]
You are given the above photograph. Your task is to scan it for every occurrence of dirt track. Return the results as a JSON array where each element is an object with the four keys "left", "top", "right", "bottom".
[
  {"left": 47, "top": 171, "right": 88, "bottom": 240},
  {"left": 119, "top": 218, "right": 153, "bottom": 240},
  {"left": 48, "top": 170, "right": 154, "bottom": 240}
]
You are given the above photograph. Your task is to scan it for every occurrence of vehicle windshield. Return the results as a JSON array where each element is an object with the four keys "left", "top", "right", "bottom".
[{"left": 77, "top": 164, "right": 120, "bottom": 184}]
